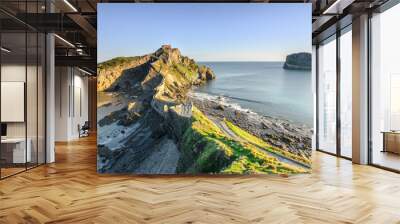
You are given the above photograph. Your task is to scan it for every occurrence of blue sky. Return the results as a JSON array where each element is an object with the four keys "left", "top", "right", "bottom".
[{"left": 98, "top": 4, "right": 311, "bottom": 62}]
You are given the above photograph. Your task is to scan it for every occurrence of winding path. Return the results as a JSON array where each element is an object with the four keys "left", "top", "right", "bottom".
[{"left": 210, "top": 117, "right": 310, "bottom": 170}]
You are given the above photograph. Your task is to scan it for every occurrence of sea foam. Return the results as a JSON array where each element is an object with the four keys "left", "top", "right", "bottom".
[{"left": 189, "top": 91, "right": 256, "bottom": 115}]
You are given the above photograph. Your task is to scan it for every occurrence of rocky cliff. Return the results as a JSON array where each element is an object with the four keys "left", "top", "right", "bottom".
[
  {"left": 97, "top": 45, "right": 215, "bottom": 94},
  {"left": 283, "top": 52, "right": 311, "bottom": 70},
  {"left": 97, "top": 45, "right": 217, "bottom": 174},
  {"left": 97, "top": 45, "right": 311, "bottom": 175}
]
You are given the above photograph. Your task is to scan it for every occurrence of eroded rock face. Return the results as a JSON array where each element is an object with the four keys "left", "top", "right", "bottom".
[
  {"left": 97, "top": 45, "right": 215, "bottom": 97},
  {"left": 97, "top": 45, "right": 216, "bottom": 174},
  {"left": 97, "top": 55, "right": 151, "bottom": 91},
  {"left": 283, "top": 52, "right": 311, "bottom": 70},
  {"left": 198, "top": 65, "right": 216, "bottom": 81}
]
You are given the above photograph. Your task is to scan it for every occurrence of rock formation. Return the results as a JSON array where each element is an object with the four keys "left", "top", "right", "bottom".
[
  {"left": 97, "top": 45, "right": 311, "bottom": 175},
  {"left": 283, "top": 52, "right": 311, "bottom": 70},
  {"left": 97, "top": 45, "right": 216, "bottom": 174},
  {"left": 97, "top": 44, "right": 215, "bottom": 93}
]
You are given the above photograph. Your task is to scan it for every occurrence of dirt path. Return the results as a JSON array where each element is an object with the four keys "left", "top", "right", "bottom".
[{"left": 210, "top": 117, "right": 310, "bottom": 170}]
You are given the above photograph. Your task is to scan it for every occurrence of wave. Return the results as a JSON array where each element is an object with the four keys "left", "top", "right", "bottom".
[
  {"left": 224, "top": 95, "right": 265, "bottom": 105},
  {"left": 195, "top": 90, "right": 267, "bottom": 104},
  {"left": 189, "top": 91, "right": 257, "bottom": 115},
  {"left": 190, "top": 91, "right": 312, "bottom": 127}
]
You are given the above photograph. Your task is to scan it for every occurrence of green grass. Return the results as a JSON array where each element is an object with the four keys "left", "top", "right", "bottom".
[
  {"left": 152, "top": 59, "right": 205, "bottom": 103},
  {"left": 177, "top": 106, "right": 307, "bottom": 174},
  {"left": 224, "top": 119, "right": 311, "bottom": 166},
  {"left": 98, "top": 56, "right": 141, "bottom": 71},
  {"left": 172, "top": 62, "right": 199, "bottom": 83}
]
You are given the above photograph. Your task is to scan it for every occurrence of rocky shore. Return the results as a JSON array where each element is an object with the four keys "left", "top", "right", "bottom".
[
  {"left": 97, "top": 45, "right": 312, "bottom": 175},
  {"left": 190, "top": 93, "right": 312, "bottom": 159}
]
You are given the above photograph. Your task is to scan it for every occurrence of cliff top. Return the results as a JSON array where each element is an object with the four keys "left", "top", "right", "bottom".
[{"left": 97, "top": 45, "right": 215, "bottom": 94}]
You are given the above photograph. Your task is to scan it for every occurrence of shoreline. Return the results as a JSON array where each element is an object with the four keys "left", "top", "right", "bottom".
[
  {"left": 189, "top": 92, "right": 312, "bottom": 159},
  {"left": 97, "top": 90, "right": 312, "bottom": 173},
  {"left": 190, "top": 90, "right": 313, "bottom": 128},
  {"left": 98, "top": 90, "right": 313, "bottom": 159}
]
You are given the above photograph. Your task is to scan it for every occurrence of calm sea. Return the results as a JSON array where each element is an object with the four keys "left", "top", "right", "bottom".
[{"left": 196, "top": 62, "right": 313, "bottom": 127}]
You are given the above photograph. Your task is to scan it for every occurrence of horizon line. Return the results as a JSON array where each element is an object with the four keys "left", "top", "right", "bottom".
[
  {"left": 197, "top": 60, "right": 286, "bottom": 62},
  {"left": 97, "top": 59, "right": 290, "bottom": 64},
  {"left": 98, "top": 52, "right": 311, "bottom": 64},
  {"left": 97, "top": 56, "right": 296, "bottom": 64}
]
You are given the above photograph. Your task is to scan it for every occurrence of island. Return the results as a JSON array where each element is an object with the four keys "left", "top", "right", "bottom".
[
  {"left": 283, "top": 52, "right": 311, "bottom": 70},
  {"left": 97, "top": 45, "right": 312, "bottom": 174}
]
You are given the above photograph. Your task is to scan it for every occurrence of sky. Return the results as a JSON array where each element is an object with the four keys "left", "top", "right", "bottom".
[{"left": 98, "top": 4, "right": 311, "bottom": 63}]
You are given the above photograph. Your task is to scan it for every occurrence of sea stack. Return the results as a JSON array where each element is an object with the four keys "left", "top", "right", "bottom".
[{"left": 283, "top": 52, "right": 311, "bottom": 70}]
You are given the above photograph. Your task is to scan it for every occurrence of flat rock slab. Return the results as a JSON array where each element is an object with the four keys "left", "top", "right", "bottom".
[{"left": 134, "top": 137, "right": 180, "bottom": 174}]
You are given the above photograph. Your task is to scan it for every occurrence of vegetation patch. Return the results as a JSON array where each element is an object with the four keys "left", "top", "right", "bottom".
[
  {"left": 224, "top": 119, "right": 311, "bottom": 166},
  {"left": 177, "top": 106, "right": 307, "bottom": 174},
  {"left": 172, "top": 62, "right": 199, "bottom": 82},
  {"left": 98, "top": 56, "right": 141, "bottom": 71}
]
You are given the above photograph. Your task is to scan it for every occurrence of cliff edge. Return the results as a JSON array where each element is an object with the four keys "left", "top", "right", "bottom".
[{"left": 97, "top": 45, "right": 215, "bottom": 93}]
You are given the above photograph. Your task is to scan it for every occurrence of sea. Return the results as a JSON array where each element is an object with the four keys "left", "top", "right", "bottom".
[{"left": 196, "top": 62, "right": 313, "bottom": 127}]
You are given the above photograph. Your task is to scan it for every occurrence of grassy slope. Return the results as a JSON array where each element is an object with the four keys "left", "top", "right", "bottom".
[
  {"left": 173, "top": 61, "right": 199, "bottom": 82},
  {"left": 152, "top": 59, "right": 201, "bottom": 103},
  {"left": 224, "top": 119, "right": 311, "bottom": 166},
  {"left": 98, "top": 56, "right": 141, "bottom": 71},
  {"left": 178, "top": 106, "right": 307, "bottom": 174}
]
